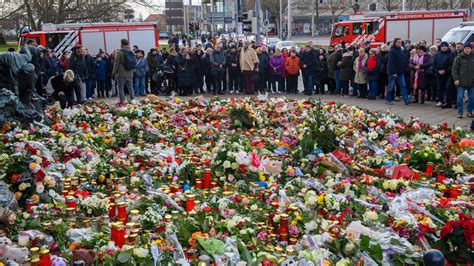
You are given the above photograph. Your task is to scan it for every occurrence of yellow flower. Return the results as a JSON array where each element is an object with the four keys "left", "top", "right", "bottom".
[
  {"left": 438, "top": 184, "right": 446, "bottom": 190},
  {"left": 258, "top": 172, "right": 266, "bottom": 182},
  {"left": 294, "top": 212, "right": 302, "bottom": 221},
  {"left": 394, "top": 220, "right": 407, "bottom": 227},
  {"left": 317, "top": 194, "right": 325, "bottom": 205}
]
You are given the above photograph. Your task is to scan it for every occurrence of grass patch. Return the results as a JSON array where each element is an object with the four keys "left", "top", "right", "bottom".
[{"left": 0, "top": 42, "right": 18, "bottom": 52}]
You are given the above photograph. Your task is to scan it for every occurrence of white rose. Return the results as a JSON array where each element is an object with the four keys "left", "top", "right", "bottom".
[
  {"left": 273, "top": 214, "right": 281, "bottom": 223},
  {"left": 250, "top": 204, "right": 258, "bottom": 211},
  {"left": 364, "top": 210, "right": 378, "bottom": 222},
  {"left": 223, "top": 160, "right": 231, "bottom": 169},
  {"left": 133, "top": 247, "right": 149, "bottom": 258}
]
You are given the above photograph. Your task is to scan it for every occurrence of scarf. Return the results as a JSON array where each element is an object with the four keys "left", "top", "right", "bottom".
[
  {"left": 413, "top": 53, "right": 424, "bottom": 90},
  {"left": 357, "top": 55, "right": 364, "bottom": 72}
]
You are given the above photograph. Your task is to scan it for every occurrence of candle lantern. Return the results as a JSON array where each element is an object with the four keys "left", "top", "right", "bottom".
[
  {"left": 25, "top": 198, "right": 36, "bottom": 212},
  {"left": 279, "top": 214, "right": 289, "bottom": 242},
  {"left": 437, "top": 170, "right": 446, "bottom": 183},
  {"left": 39, "top": 249, "right": 51, "bottom": 266},
  {"left": 66, "top": 196, "right": 76, "bottom": 210},
  {"left": 108, "top": 203, "right": 116, "bottom": 220},
  {"left": 186, "top": 194, "right": 196, "bottom": 212},
  {"left": 425, "top": 162, "right": 434, "bottom": 177},
  {"left": 115, "top": 224, "right": 126, "bottom": 248},
  {"left": 117, "top": 202, "right": 127, "bottom": 224},
  {"left": 203, "top": 169, "right": 211, "bottom": 189},
  {"left": 130, "top": 209, "right": 140, "bottom": 223}
]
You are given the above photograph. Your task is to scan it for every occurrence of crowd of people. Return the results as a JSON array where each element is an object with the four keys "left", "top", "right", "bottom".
[{"left": 18, "top": 34, "right": 474, "bottom": 119}]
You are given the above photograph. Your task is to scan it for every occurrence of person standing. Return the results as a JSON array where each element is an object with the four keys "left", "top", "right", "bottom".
[
  {"left": 432, "top": 41, "right": 453, "bottom": 107},
  {"left": 210, "top": 44, "right": 227, "bottom": 95},
  {"left": 353, "top": 48, "right": 368, "bottom": 98},
  {"left": 68, "top": 45, "right": 87, "bottom": 103},
  {"left": 452, "top": 43, "right": 474, "bottom": 118},
  {"left": 409, "top": 46, "right": 432, "bottom": 104},
  {"left": 95, "top": 54, "right": 107, "bottom": 98},
  {"left": 269, "top": 48, "right": 285, "bottom": 94},
  {"left": 257, "top": 47, "right": 270, "bottom": 93},
  {"left": 193, "top": 47, "right": 205, "bottom": 94},
  {"left": 443, "top": 43, "right": 464, "bottom": 109},
  {"left": 337, "top": 46, "right": 354, "bottom": 97},
  {"left": 367, "top": 50, "right": 381, "bottom": 100},
  {"left": 331, "top": 44, "right": 343, "bottom": 95},
  {"left": 59, "top": 52, "right": 69, "bottom": 73},
  {"left": 227, "top": 46, "right": 240, "bottom": 94},
  {"left": 284, "top": 51, "right": 300, "bottom": 94},
  {"left": 147, "top": 49, "right": 163, "bottom": 95},
  {"left": 300, "top": 45, "right": 317, "bottom": 96},
  {"left": 106, "top": 50, "right": 116, "bottom": 97},
  {"left": 203, "top": 48, "right": 213, "bottom": 93},
  {"left": 134, "top": 50, "right": 148, "bottom": 96},
  {"left": 112, "top": 39, "right": 136, "bottom": 106},
  {"left": 84, "top": 49, "right": 95, "bottom": 100},
  {"left": 315, "top": 53, "right": 328, "bottom": 94},
  {"left": 240, "top": 41, "right": 259, "bottom": 94},
  {"left": 176, "top": 47, "right": 193, "bottom": 96},
  {"left": 386, "top": 38, "right": 409, "bottom": 105}
]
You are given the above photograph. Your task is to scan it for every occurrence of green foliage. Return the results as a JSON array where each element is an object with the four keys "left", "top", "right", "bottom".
[
  {"left": 293, "top": 101, "right": 338, "bottom": 159},
  {"left": 229, "top": 106, "right": 258, "bottom": 130}
]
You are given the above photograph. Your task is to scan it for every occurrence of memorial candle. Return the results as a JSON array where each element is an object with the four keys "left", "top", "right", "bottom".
[
  {"left": 39, "top": 249, "right": 51, "bottom": 266},
  {"left": 425, "top": 162, "right": 434, "bottom": 177},
  {"left": 203, "top": 169, "right": 211, "bottom": 189},
  {"left": 117, "top": 202, "right": 127, "bottom": 224},
  {"left": 186, "top": 194, "right": 195, "bottom": 212}
]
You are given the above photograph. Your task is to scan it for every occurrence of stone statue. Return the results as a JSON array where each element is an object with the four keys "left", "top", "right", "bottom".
[{"left": 0, "top": 45, "right": 45, "bottom": 126}]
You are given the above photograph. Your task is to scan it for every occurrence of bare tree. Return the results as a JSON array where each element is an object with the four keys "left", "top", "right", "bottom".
[
  {"left": 420, "top": 0, "right": 440, "bottom": 10},
  {"left": 323, "top": 0, "right": 350, "bottom": 24},
  {"left": 0, "top": 0, "right": 159, "bottom": 30},
  {"left": 379, "top": 0, "right": 402, "bottom": 11}
]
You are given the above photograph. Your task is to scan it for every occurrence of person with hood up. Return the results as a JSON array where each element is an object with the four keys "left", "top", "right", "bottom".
[{"left": 432, "top": 41, "right": 453, "bottom": 107}]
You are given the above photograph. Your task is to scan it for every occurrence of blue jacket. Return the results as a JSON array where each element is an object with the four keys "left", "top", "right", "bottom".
[
  {"left": 134, "top": 57, "right": 149, "bottom": 78},
  {"left": 95, "top": 59, "right": 107, "bottom": 81},
  {"left": 387, "top": 46, "right": 405, "bottom": 75},
  {"left": 432, "top": 50, "right": 453, "bottom": 76}
]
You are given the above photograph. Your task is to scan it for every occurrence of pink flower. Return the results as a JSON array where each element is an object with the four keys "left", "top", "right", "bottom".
[
  {"left": 228, "top": 209, "right": 235, "bottom": 216},
  {"left": 241, "top": 197, "right": 249, "bottom": 205},
  {"left": 257, "top": 231, "right": 267, "bottom": 240},
  {"left": 251, "top": 151, "right": 260, "bottom": 168},
  {"left": 289, "top": 225, "right": 299, "bottom": 235}
]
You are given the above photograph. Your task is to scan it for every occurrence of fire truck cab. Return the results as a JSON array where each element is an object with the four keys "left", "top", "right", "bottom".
[
  {"left": 20, "top": 22, "right": 159, "bottom": 55},
  {"left": 330, "top": 10, "right": 468, "bottom": 47}
]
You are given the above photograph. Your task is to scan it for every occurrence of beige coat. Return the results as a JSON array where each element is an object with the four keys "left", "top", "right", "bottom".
[
  {"left": 353, "top": 53, "right": 368, "bottom": 84},
  {"left": 239, "top": 47, "right": 259, "bottom": 71}
]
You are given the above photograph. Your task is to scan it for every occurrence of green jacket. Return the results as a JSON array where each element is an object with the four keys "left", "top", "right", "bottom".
[
  {"left": 112, "top": 46, "right": 134, "bottom": 78},
  {"left": 452, "top": 52, "right": 474, "bottom": 88}
]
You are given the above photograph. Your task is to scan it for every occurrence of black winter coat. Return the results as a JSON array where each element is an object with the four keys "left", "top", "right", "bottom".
[
  {"left": 300, "top": 51, "right": 317, "bottom": 76},
  {"left": 176, "top": 54, "right": 193, "bottom": 87},
  {"left": 316, "top": 59, "right": 328, "bottom": 80},
  {"left": 338, "top": 51, "right": 354, "bottom": 81}
]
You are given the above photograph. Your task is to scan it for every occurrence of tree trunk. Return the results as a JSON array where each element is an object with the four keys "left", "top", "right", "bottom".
[{"left": 311, "top": 7, "right": 315, "bottom": 37}]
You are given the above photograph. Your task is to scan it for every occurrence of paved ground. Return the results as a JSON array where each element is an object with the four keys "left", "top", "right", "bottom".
[{"left": 104, "top": 91, "right": 470, "bottom": 130}]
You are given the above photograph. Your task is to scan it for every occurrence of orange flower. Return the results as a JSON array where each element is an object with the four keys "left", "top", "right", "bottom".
[
  {"left": 28, "top": 162, "right": 37, "bottom": 171},
  {"left": 11, "top": 173, "right": 20, "bottom": 183},
  {"left": 15, "top": 191, "right": 22, "bottom": 200},
  {"left": 69, "top": 242, "right": 81, "bottom": 251},
  {"left": 31, "top": 194, "right": 40, "bottom": 203},
  {"left": 188, "top": 232, "right": 209, "bottom": 248}
]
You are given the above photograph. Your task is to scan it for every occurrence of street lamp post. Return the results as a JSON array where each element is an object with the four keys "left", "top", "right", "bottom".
[
  {"left": 255, "top": 0, "right": 261, "bottom": 46},
  {"left": 287, "top": 0, "right": 291, "bottom": 39},
  {"left": 279, "top": 0, "right": 282, "bottom": 39}
]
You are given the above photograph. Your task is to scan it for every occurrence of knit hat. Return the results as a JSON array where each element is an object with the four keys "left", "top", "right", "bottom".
[
  {"left": 440, "top": 41, "right": 449, "bottom": 47},
  {"left": 465, "top": 43, "right": 472, "bottom": 49}
]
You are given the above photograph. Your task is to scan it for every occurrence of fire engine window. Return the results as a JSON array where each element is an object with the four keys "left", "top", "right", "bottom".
[
  {"left": 352, "top": 23, "right": 363, "bottom": 36},
  {"left": 467, "top": 34, "right": 474, "bottom": 44},
  {"left": 367, "top": 22, "right": 379, "bottom": 35},
  {"left": 46, "top": 33, "right": 68, "bottom": 50},
  {"left": 332, "top": 25, "right": 349, "bottom": 38}
]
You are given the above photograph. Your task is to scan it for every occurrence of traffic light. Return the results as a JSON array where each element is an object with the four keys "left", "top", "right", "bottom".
[
  {"left": 189, "top": 23, "right": 194, "bottom": 34},
  {"left": 242, "top": 11, "right": 253, "bottom": 33}
]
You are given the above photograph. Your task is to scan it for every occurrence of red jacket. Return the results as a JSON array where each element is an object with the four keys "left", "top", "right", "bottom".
[{"left": 285, "top": 56, "right": 301, "bottom": 75}]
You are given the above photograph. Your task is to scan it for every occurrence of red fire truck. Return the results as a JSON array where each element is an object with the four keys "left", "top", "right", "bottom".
[
  {"left": 330, "top": 10, "right": 468, "bottom": 47},
  {"left": 20, "top": 22, "right": 159, "bottom": 55}
]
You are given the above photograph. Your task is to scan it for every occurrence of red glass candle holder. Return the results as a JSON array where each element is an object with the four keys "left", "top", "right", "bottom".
[
  {"left": 108, "top": 203, "right": 116, "bottom": 220},
  {"left": 117, "top": 203, "right": 127, "bottom": 224},
  {"left": 66, "top": 196, "right": 76, "bottom": 210},
  {"left": 25, "top": 198, "right": 36, "bottom": 212},
  {"left": 186, "top": 195, "right": 195, "bottom": 212},
  {"left": 425, "top": 162, "right": 434, "bottom": 177},
  {"left": 39, "top": 249, "right": 51, "bottom": 266},
  {"left": 115, "top": 224, "right": 126, "bottom": 248},
  {"left": 203, "top": 169, "right": 211, "bottom": 189},
  {"left": 437, "top": 170, "right": 446, "bottom": 183},
  {"left": 195, "top": 179, "right": 202, "bottom": 189}
]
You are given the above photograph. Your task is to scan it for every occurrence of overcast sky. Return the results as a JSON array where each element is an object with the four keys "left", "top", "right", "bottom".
[{"left": 132, "top": 0, "right": 201, "bottom": 19}]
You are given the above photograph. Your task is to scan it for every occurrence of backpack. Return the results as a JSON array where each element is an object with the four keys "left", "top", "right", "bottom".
[{"left": 121, "top": 49, "right": 137, "bottom": 71}]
